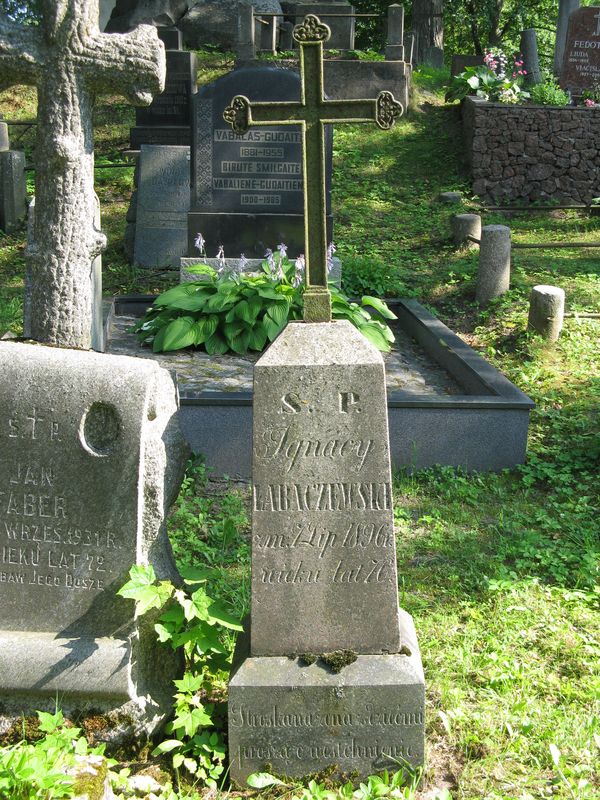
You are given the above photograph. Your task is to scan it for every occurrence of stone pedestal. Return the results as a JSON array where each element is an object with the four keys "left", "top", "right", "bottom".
[
  {"left": 228, "top": 320, "right": 425, "bottom": 782},
  {"left": 229, "top": 610, "right": 424, "bottom": 783}
]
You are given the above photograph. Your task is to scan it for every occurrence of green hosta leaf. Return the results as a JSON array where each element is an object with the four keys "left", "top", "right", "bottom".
[
  {"left": 162, "top": 316, "right": 197, "bottom": 351},
  {"left": 229, "top": 327, "right": 251, "bottom": 354},
  {"left": 248, "top": 324, "right": 268, "bottom": 351},
  {"left": 205, "top": 332, "right": 229, "bottom": 355},
  {"left": 205, "top": 291, "right": 235, "bottom": 312},
  {"left": 154, "top": 284, "right": 197, "bottom": 308},
  {"left": 246, "top": 294, "right": 263, "bottom": 320},
  {"left": 359, "top": 322, "right": 393, "bottom": 352},
  {"left": 267, "top": 301, "right": 289, "bottom": 326},
  {"left": 168, "top": 290, "right": 212, "bottom": 312},
  {"left": 152, "top": 324, "right": 168, "bottom": 353},
  {"left": 361, "top": 295, "right": 397, "bottom": 319},
  {"left": 184, "top": 264, "right": 218, "bottom": 278},
  {"left": 263, "top": 314, "right": 286, "bottom": 342},
  {"left": 233, "top": 299, "right": 254, "bottom": 322},
  {"left": 257, "top": 285, "right": 284, "bottom": 300},
  {"left": 247, "top": 772, "right": 288, "bottom": 789},
  {"left": 193, "top": 315, "right": 218, "bottom": 345}
]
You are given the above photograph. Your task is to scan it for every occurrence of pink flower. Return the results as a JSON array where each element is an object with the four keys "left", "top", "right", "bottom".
[{"left": 585, "top": 98, "right": 595, "bottom": 107}]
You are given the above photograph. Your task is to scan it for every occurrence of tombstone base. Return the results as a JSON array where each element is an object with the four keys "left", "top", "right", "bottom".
[
  {"left": 228, "top": 610, "right": 425, "bottom": 785},
  {"left": 0, "top": 626, "right": 181, "bottom": 736},
  {"left": 187, "top": 212, "right": 333, "bottom": 259}
]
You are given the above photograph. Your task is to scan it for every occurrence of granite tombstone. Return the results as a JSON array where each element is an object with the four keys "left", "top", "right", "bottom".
[
  {"left": 188, "top": 66, "right": 333, "bottom": 258},
  {"left": 0, "top": 342, "right": 187, "bottom": 732},
  {"left": 282, "top": 1, "right": 356, "bottom": 50},
  {"left": 225, "top": 15, "right": 423, "bottom": 783},
  {"left": 133, "top": 144, "right": 190, "bottom": 267},
  {"left": 0, "top": 122, "right": 27, "bottom": 234},
  {"left": 560, "top": 6, "right": 600, "bottom": 92},
  {"left": 131, "top": 27, "right": 197, "bottom": 149}
]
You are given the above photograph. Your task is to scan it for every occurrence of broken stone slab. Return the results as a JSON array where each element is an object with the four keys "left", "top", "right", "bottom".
[{"left": 0, "top": 342, "right": 187, "bottom": 735}]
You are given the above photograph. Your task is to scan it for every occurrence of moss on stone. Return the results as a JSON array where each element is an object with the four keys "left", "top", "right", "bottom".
[
  {"left": 320, "top": 649, "right": 357, "bottom": 673},
  {"left": 298, "top": 653, "right": 318, "bottom": 666}
]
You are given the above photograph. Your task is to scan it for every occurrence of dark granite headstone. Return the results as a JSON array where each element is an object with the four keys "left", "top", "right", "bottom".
[
  {"left": 450, "top": 54, "right": 485, "bottom": 77},
  {"left": 130, "top": 40, "right": 197, "bottom": 149},
  {"left": 134, "top": 144, "right": 190, "bottom": 268},
  {"left": 561, "top": 6, "right": 600, "bottom": 91},
  {"left": 157, "top": 25, "right": 183, "bottom": 50},
  {"left": 0, "top": 148, "right": 26, "bottom": 234},
  {"left": 188, "top": 66, "right": 332, "bottom": 258},
  {"left": 282, "top": 2, "right": 356, "bottom": 50}
]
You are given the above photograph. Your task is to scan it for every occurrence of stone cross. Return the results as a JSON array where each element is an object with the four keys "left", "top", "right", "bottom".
[
  {"left": 224, "top": 14, "right": 403, "bottom": 323},
  {"left": 0, "top": 1, "right": 165, "bottom": 349}
]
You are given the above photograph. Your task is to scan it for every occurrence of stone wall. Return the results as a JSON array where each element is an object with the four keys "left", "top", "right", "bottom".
[{"left": 462, "top": 96, "right": 600, "bottom": 204}]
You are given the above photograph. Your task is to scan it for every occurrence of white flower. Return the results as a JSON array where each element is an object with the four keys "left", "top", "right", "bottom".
[{"left": 194, "top": 232, "right": 205, "bottom": 253}]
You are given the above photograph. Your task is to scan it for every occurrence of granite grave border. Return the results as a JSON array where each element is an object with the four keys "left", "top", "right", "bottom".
[{"left": 106, "top": 296, "right": 534, "bottom": 476}]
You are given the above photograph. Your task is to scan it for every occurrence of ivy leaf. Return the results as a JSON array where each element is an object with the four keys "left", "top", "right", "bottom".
[
  {"left": 207, "top": 601, "right": 244, "bottom": 631},
  {"left": 151, "top": 739, "right": 183, "bottom": 755},
  {"left": 247, "top": 772, "right": 288, "bottom": 789}
]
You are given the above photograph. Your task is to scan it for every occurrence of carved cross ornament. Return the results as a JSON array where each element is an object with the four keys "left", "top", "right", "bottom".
[
  {"left": 224, "top": 14, "right": 403, "bottom": 323},
  {"left": 0, "top": 0, "right": 165, "bottom": 349}
]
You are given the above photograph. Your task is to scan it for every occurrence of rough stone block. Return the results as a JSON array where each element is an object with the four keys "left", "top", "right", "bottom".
[
  {"left": 0, "top": 343, "right": 187, "bottom": 733},
  {"left": 228, "top": 610, "right": 424, "bottom": 784}
]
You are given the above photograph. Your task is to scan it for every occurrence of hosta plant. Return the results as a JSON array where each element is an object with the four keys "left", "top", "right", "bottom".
[{"left": 132, "top": 249, "right": 397, "bottom": 355}]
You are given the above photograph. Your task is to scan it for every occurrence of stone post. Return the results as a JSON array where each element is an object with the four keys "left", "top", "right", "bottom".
[
  {"left": 0, "top": 121, "right": 8, "bottom": 151},
  {"left": 404, "top": 32, "right": 415, "bottom": 65},
  {"left": 279, "top": 20, "right": 294, "bottom": 51},
  {"left": 554, "top": 0, "right": 580, "bottom": 77},
  {"left": 520, "top": 29, "right": 541, "bottom": 87},
  {"left": 528, "top": 285, "right": 565, "bottom": 341},
  {"left": 386, "top": 4, "right": 405, "bottom": 61},
  {"left": 237, "top": 1, "right": 255, "bottom": 61},
  {"left": 452, "top": 213, "right": 481, "bottom": 248},
  {"left": 476, "top": 224, "right": 511, "bottom": 304}
]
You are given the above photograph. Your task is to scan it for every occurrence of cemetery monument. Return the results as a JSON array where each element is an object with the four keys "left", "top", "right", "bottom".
[
  {"left": 188, "top": 65, "right": 332, "bottom": 257},
  {"left": 224, "top": 15, "right": 425, "bottom": 781},
  {"left": 0, "top": 0, "right": 165, "bottom": 350},
  {"left": 560, "top": 6, "right": 600, "bottom": 93},
  {"left": 130, "top": 26, "right": 197, "bottom": 149},
  {"left": 0, "top": 0, "right": 188, "bottom": 736}
]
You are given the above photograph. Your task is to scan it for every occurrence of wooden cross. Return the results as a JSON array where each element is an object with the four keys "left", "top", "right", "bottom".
[
  {"left": 224, "top": 14, "right": 403, "bottom": 323},
  {"left": 0, "top": 1, "right": 165, "bottom": 349}
]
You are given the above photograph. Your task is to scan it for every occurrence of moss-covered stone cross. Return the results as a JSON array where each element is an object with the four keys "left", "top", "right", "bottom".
[{"left": 224, "top": 14, "right": 403, "bottom": 323}]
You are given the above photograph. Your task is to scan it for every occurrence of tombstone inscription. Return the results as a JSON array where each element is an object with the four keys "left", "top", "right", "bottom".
[
  {"left": 0, "top": 342, "right": 187, "bottom": 730},
  {"left": 560, "top": 6, "right": 600, "bottom": 91},
  {"left": 225, "top": 16, "right": 423, "bottom": 783},
  {"left": 188, "top": 66, "right": 333, "bottom": 258}
]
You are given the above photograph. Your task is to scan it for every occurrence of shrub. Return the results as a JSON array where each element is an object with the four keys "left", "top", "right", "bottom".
[
  {"left": 529, "top": 78, "right": 570, "bottom": 106},
  {"left": 133, "top": 249, "right": 397, "bottom": 355}
]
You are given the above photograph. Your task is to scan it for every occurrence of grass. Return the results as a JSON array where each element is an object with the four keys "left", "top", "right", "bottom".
[{"left": 0, "top": 56, "right": 598, "bottom": 800}]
